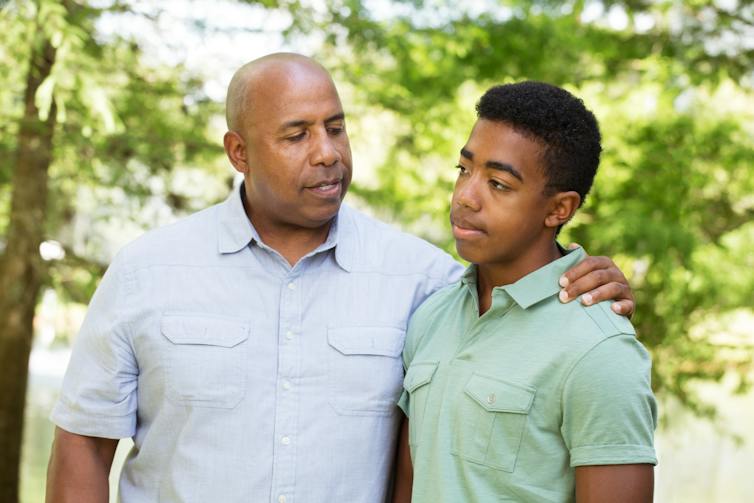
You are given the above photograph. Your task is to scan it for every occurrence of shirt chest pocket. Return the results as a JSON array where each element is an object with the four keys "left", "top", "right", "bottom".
[
  {"left": 451, "top": 373, "right": 536, "bottom": 472},
  {"left": 327, "top": 326, "right": 405, "bottom": 416},
  {"left": 161, "top": 314, "right": 250, "bottom": 409},
  {"left": 403, "top": 361, "right": 439, "bottom": 448}
]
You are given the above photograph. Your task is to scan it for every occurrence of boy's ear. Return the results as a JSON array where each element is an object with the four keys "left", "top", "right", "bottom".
[{"left": 544, "top": 191, "right": 581, "bottom": 229}]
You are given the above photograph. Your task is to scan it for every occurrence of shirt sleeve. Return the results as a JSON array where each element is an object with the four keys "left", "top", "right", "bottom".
[
  {"left": 50, "top": 251, "right": 139, "bottom": 439},
  {"left": 560, "top": 334, "right": 658, "bottom": 467},
  {"left": 397, "top": 292, "right": 429, "bottom": 415}
]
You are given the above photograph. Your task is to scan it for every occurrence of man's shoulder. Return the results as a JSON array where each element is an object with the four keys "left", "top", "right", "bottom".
[
  {"left": 116, "top": 202, "right": 221, "bottom": 269},
  {"left": 342, "top": 203, "right": 459, "bottom": 277}
]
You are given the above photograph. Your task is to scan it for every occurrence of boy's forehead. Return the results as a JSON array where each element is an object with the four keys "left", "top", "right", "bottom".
[{"left": 464, "top": 119, "right": 544, "bottom": 174}]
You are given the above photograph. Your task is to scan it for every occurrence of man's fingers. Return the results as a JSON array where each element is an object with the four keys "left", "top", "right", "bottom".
[
  {"left": 610, "top": 300, "right": 635, "bottom": 318},
  {"left": 561, "top": 268, "right": 618, "bottom": 301},
  {"left": 579, "top": 282, "right": 631, "bottom": 306},
  {"left": 558, "top": 256, "right": 617, "bottom": 289},
  {"left": 559, "top": 282, "right": 635, "bottom": 318}
]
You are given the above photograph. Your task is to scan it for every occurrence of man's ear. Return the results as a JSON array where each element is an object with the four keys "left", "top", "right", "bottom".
[
  {"left": 544, "top": 191, "right": 581, "bottom": 229},
  {"left": 223, "top": 131, "right": 249, "bottom": 174}
]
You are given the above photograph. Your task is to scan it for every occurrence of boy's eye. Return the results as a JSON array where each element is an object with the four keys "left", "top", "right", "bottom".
[
  {"left": 490, "top": 179, "right": 510, "bottom": 191},
  {"left": 456, "top": 164, "right": 468, "bottom": 175}
]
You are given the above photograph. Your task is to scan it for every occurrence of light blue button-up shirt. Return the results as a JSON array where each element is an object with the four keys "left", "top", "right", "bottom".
[{"left": 51, "top": 185, "right": 462, "bottom": 503}]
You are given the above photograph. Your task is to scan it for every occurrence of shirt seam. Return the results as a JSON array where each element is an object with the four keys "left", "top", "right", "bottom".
[{"left": 557, "top": 332, "right": 627, "bottom": 440}]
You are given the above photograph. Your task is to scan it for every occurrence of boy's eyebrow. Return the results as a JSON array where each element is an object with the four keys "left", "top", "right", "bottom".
[
  {"left": 460, "top": 147, "right": 524, "bottom": 182},
  {"left": 487, "top": 160, "right": 523, "bottom": 182},
  {"left": 279, "top": 112, "right": 345, "bottom": 132}
]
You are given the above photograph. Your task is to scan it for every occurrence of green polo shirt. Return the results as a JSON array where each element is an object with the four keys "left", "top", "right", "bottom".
[{"left": 398, "top": 247, "right": 657, "bottom": 503}]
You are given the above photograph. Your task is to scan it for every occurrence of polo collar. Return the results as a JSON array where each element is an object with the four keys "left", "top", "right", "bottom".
[
  {"left": 502, "top": 246, "right": 585, "bottom": 309},
  {"left": 217, "top": 184, "right": 356, "bottom": 272},
  {"left": 459, "top": 245, "right": 586, "bottom": 310}
]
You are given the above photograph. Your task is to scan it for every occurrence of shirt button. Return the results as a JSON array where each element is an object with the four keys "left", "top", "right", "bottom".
[
  {"left": 282, "top": 380, "right": 291, "bottom": 390},
  {"left": 285, "top": 330, "right": 294, "bottom": 340},
  {"left": 487, "top": 393, "right": 496, "bottom": 405},
  {"left": 278, "top": 496, "right": 286, "bottom": 503},
  {"left": 281, "top": 436, "right": 291, "bottom": 445},
  {"left": 287, "top": 282, "right": 296, "bottom": 290}
]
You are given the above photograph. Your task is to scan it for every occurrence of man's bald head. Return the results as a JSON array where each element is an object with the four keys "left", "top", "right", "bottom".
[{"left": 225, "top": 53, "right": 335, "bottom": 131}]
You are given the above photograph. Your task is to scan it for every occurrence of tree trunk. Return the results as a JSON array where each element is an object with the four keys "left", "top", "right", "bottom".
[{"left": 0, "top": 30, "right": 57, "bottom": 502}]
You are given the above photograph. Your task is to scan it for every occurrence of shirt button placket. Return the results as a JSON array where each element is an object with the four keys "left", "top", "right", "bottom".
[{"left": 271, "top": 275, "right": 300, "bottom": 502}]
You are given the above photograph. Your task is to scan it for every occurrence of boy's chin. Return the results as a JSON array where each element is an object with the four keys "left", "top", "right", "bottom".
[{"left": 455, "top": 242, "right": 484, "bottom": 264}]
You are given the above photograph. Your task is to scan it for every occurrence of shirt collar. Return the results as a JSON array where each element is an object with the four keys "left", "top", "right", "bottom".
[
  {"left": 217, "top": 183, "right": 356, "bottom": 272},
  {"left": 503, "top": 246, "right": 585, "bottom": 309},
  {"left": 460, "top": 245, "right": 586, "bottom": 310},
  {"left": 217, "top": 183, "right": 256, "bottom": 254}
]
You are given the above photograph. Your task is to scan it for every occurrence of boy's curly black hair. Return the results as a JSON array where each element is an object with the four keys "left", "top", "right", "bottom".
[{"left": 476, "top": 81, "right": 601, "bottom": 206}]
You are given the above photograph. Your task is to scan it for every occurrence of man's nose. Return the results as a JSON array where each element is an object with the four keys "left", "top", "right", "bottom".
[{"left": 311, "top": 130, "right": 340, "bottom": 167}]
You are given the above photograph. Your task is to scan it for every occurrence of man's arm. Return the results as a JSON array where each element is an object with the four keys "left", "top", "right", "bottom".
[
  {"left": 392, "top": 417, "right": 413, "bottom": 503},
  {"left": 575, "top": 464, "right": 654, "bottom": 502},
  {"left": 559, "top": 251, "right": 635, "bottom": 317},
  {"left": 46, "top": 427, "right": 119, "bottom": 503}
]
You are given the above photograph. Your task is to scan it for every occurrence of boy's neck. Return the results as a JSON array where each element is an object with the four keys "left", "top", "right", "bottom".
[{"left": 476, "top": 240, "right": 563, "bottom": 315}]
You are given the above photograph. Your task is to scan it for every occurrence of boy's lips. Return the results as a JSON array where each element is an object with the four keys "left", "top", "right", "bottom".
[{"left": 451, "top": 215, "right": 486, "bottom": 240}]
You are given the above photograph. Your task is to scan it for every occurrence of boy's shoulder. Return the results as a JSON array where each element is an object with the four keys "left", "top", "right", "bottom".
[
  {"left": 580, "top": 300, "right": 636, "bottom": 338},
  {"left": 404, "top": 281, "right": 464, "bottom": 357},
  {"left": 540, "top": 294, "right": 636, "bottom": 346}
]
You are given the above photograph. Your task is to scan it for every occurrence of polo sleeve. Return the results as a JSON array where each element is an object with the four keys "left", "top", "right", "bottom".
[
  {"left": 397, "top": 302, "right": 425, "bottom": 415},
  {"left": 560, "top": 334, "right": 658, "bottom": 467},
  {"left": 50, "top": 251, "right": 139, "bottom": 439},
  {"left": 427, "top": 253, "right": 463, "bottom": 300}
]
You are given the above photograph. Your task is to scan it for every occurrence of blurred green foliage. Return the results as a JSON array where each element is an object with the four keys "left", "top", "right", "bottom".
[{"left": 1, "top": 0, "right": 228, "bottom": 325}]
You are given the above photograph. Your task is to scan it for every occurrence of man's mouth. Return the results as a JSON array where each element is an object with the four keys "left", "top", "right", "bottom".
[{"left": 306, "top": 178, "right": 342, "bottom": 198}]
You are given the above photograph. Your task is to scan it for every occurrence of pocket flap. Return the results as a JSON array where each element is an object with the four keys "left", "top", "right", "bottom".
[
  {"left": 327, "top": 326, "right": 405, "bottom": 357},
  {"left": 161, "top": 314, "right": 250, "bottom": 347},
  {"left": 464, "top": 373, "right": 535, "bottom": 413},
  {"left": 403, "top": 362, "right": 439, "bottom": 393}
]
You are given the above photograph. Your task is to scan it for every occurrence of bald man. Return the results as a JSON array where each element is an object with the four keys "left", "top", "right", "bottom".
[{"left": 46, "top": 54, "right": 635, "bottom": 503}]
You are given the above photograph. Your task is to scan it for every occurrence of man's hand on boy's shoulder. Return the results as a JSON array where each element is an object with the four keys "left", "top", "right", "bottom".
[{"left": 558, "top": 244, "right": 635, "bottom": 318}]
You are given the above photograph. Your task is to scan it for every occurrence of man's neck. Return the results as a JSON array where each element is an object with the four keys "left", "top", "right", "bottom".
[
  {"left": 253, "top": 219, "right": 333, "bottom": 266},
  {"left": 242, "top": 195, "right": 334, "bottom": 267},
  {"left": 476, "top": 240, "right": 562, "bottom": 315}
]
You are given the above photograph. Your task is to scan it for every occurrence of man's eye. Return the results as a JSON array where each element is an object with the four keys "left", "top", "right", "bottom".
[
  {"left": 287, "top": 132, "right": 306, "bottom": 142},
  {"left": 327, "top": 126, "right": 344, "bottom": 135}
]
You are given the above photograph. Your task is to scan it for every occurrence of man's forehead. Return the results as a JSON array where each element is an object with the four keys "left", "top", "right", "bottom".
[{"left": 249, "top": 68, "right": 344, "bottom": 126}]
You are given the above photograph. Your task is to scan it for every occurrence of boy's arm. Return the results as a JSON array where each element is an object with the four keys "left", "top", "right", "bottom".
[
  {"left": 392, "top": 416, "right": 413, "bottom": 503},
  {"left": 559, "top": 251, "right": 635, "bottom": 317},
  {"left": 575, "top": 464, "right": 654, "bottom": 502}
]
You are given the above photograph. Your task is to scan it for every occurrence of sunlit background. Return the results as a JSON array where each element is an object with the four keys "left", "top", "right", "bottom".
[{"left": 2, "top": 0, "right": 753, "bottom": 501}]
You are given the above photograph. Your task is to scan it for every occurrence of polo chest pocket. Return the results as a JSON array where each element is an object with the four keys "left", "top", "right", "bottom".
[
  {"left": 451, "top": 373, "right": 536, "bottom": 472},
  {"left": 403, "top": 361, "right": 439, "bottom": 448},
  {"left": 327, "top": 326, "right": 405, "bottom": 416},
  {"left": 161, "top": 314, "right": 250, "bottom": 409}
]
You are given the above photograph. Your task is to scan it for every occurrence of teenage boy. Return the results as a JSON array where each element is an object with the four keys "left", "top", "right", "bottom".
[{"left": 393, "top": 82, "right": 657, "bottom": 503}]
